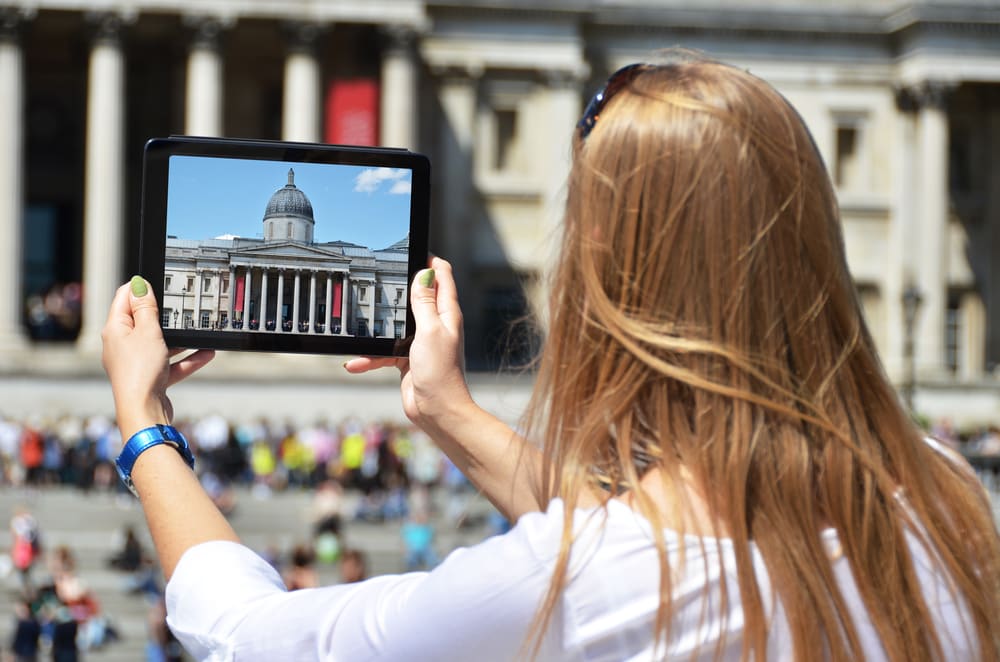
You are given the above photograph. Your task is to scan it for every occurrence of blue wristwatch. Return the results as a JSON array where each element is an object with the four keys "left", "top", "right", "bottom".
[{"left": 115, "top": 424, "right": 195, "bottom": 496}]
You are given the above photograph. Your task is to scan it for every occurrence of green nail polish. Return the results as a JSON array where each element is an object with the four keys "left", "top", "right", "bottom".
[
  {"left": 130, "top": 276, "right": 148, "bottom": 297},
  {"left": 418, "top": 269, "right": 435, "bottom": 288}
]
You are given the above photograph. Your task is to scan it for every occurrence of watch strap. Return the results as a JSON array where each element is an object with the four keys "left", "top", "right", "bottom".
[{"left": 115, "top": 424, "right": 195, "bottom": 496}]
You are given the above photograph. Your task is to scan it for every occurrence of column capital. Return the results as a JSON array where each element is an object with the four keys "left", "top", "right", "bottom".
[
  {"left": 1, "top": 7, "right": 35, "bottom": 42},
  {"left": 379, "top": 24, "right": 420, "bottom": 54},
  {"left": 85, "top": 10, "right": 133, "bottom": 45},
  {"left": 542, "top": 68, "right": 587, "bottom": 90},
  {"left": 431, "top": 63, "right": 484, "bottom": 82},
  {"left": 895, "top": 80, "right": 956, "bottom": 113},
  {"left": 283, "top": 20, "right": 325, "bottom": 54},
  {"left": 183, "top": 14, "right": 233, "bottom": 49}
]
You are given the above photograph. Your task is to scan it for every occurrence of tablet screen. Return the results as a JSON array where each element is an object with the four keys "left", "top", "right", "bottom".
[{"left": 140, "top": 137, "right": 429, "bottom": 356}]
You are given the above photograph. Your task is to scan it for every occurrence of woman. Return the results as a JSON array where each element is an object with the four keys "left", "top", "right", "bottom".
[{"left": 102, "top": 55, "right": 1000, "bottom": 660}]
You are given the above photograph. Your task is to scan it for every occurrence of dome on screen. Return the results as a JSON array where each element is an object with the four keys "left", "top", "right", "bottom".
[{"left": 263, "top": 169, "right": 315, "bottom": 243}]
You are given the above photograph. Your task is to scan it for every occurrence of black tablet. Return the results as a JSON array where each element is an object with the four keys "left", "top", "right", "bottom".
[{"left": 139, "top": 136, "right": 430, "bottom": 356}]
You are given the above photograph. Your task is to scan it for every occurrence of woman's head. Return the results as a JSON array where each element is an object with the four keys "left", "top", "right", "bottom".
[
  {"left": 526, "top": 53, "right": 1000, "bottom": 661},
  {"left": 544, "top": 55, "right": 880, "bottom": 499}
]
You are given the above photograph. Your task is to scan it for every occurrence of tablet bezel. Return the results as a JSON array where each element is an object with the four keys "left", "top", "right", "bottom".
[{"left": 139, "top": 136, "right": 430, "bottom": 357}]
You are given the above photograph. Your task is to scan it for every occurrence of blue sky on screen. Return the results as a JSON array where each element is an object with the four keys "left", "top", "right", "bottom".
[{"left": 165, "top": 155, "right": 412, "bottom": 250}]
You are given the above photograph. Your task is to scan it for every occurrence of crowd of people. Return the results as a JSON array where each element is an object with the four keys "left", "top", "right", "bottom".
[
  {"left": 2, "top": 412, "right": 503, "bottom": 660},
  {"left": 0, "top": 413, "right": 455, "bottom": 499},
  {"left": 4, "top": 411, "right": 1000, "bottom": 494}
]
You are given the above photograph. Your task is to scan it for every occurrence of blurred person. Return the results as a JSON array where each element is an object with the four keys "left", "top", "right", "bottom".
[
  {"left": 400, "top": 509, "right": 438, "bottom": 572},
  {"left": 338, "top": 549, "right": 367, "bottom": 584},
  {"left": 309, "top": 479, "right": 343, "bottom": 565},
  {"left": 46, "top": 546, "right": 119, "bottom": 651},
  {"left": 283, "top": 544, "right": 319, "bottom": 591},
  {"left": 10, "top": 597, "right": 41, "bottom": 662},
  {"left": 19, "top": 421, "right": 44, "bottom": 486},
  {"left": 0, "top": 415, "right": 22, "bottom": 484},
  {"left": 47, "top": 607, "right": 78, "bottom": 662},
  {"left": 106, "top": 525, "right": 144, "bottom": 573},
  {"left": 248, "top": 438, "right": 277, "bottom": 497},
  {"left": 931, "top": 416, "right": 960, "bottom": 450},
  {"left": 102, "top": 53, "right": 1000, "bottom": 661},
  {"left": 10, "top": 506, "right": 41, "bottom": 595},
  {"left": 145, "top": 597, "right": 183, "bottom": 662},
  {"left": 976, "top": 425, "right": 1000, "bottom": 456}
]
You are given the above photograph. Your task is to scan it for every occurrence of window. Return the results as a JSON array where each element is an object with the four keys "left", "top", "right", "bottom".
[
  {"left": 200, "top": 311, "right": 211, "bottom": 329},
  {"left": 832, "top": 113, "right": 868, "bottom": 192},
  {"left": 356, "top": 320, "right": 368, "bottom": 337},
  {"left": 183, "top": 311, "right": 194, "bottom": 329},
  {"left": 164, "top": 275, "right": 172, "bottom": 291},
  {"left": 202, "top": 276, "right": 212, "bottom": 293},
  {"left": 220, "top": 311, "right": 228, "bottom": 328},
  {"left": 395, "top": 288, "right": 404, "bottom": 305},
  {"left": 359, "top": 286, "right": 367, "bottom": 302},
  {"left": 945, "top": 296, "right": 961, "bottom": 374},
  {"left": 394, "top": 320, "right": 404, "bottom": 339},
  {"left": 494, "top": 108, "right": 518, "bottom": 171},
  {"left": 222, "top": 277, "right": 229, "bottom": 294},
  {"left": 376, "top": 286, "right": 383, "bottom": 304},
  {"left": 161, "top": 309, "right": 172, "bottom": 327},
  {"left": 835, "top": 126, "right": 858, "bottom": 187},
  {"left": 286, "top": 223, "right": 292, "bottom": 239},
  {"left": 186, "top": 276, "right": 194, "bottom": 292},
  {"left": 374, "top": 319, "right": 385, "bottom": 337}
]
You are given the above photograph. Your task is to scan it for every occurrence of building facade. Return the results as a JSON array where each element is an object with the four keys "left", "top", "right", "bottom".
[
  {"left": 162, "top": 168, "right": 409, "bottom": 338},
  {"left": 1, "top": 1, "right": 1000, "bottom": 424}
]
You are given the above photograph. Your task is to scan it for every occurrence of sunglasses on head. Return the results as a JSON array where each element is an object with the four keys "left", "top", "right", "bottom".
[{"left": 576, "top": 63, "right": 653, "bottom": 139}]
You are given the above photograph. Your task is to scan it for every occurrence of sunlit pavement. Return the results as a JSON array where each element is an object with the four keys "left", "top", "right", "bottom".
[
  {"left": 0, "top": 485, "right": 496, "bottom": 661},
  {"left": 1, "top": 483, "right": 997, "bottom": 662}
]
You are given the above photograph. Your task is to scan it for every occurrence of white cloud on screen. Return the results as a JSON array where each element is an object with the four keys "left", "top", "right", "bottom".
[
  {"left": 354, "top": 167, "right": 410, "bottom": 194},
  {"left": 389, "top": 180, "right": 411, "bottom": 195}
]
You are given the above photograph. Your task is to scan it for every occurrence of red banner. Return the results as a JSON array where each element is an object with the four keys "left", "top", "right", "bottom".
[
  {"left": 332, "top": 278, "right": 343, "bottom": 319},
  {"left": 234, "top": 273, "right": 246, "bottom": 313},
  {"left": 325, "top": 78, "right": 379, "bottom": 146}
]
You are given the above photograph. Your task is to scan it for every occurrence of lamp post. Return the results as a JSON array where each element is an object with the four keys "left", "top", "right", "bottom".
[
  {"left": 393, "top": 290, "right": 402, "bottom": 339},
  {"left": 902, "top": 284, "right": 924, "bottom": 413},
  {"left": 181, "top": 287, "right": 188, "bottom": 329},
  {"left": 173, "top": 309, "right": 179, "bottom": 328}
]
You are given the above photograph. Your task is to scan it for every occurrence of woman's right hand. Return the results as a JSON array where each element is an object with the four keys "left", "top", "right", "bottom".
[{"left": 345, "top": 257, "right": 476, "bottom": 433}]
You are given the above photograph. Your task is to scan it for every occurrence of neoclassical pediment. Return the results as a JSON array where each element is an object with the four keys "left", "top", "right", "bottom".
[{"left": 232, "top": 242, "right": 352, "bottom": 263}]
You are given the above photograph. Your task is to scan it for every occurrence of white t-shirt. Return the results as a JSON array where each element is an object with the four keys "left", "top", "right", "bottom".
[{"left": 165, "top": 498, "right": 976, "bottom": 661}]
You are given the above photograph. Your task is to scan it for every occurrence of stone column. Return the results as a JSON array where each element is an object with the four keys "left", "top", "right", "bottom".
[
  {"left": 379, "top": 25, "right": 418, "bottom": 149},
  {"left": 308, "top": 271, "right": 317, "bottom": 333},
  {"left": 242, "top": 267, "right": 252, "bottom": 326},
  {"left": 324, "top": 274, "right": 333, "bottom": 334},
  {"left": 369, "top": 280, "right": 376, "bottom": 336},
  {"left": 292, "top": 271, "right": 301, "bottom": 333},
  {"left": 184, "top": 17, "right": 224, "bottom": 137},
  {"left": 228, "top": 264, "right": 236, "bottom": 328},
  {"left": 215, "top": 269, "right": 224, "bottom": 328},
  {"left": 79, "top": 12, "right": 127, "bottom": 352},
  {"left": 276, "top": 269, "right": 285, "bottom": 332},
  {"left": 960, "top": 291, "right": 986, "bottom": 381},
  {"left": 193, "top": 270, "right": 203, "bottom": 327},
  {"left": 914, "top": 82, "right": 953, "bottom": 378},
  {"left": 259, "top": 267, "right": 269, "bottom": 331},
  {"left": 340, "top": 274, "right": 349, "bottom": 335},
  {"left": 282, "top": 22, "right": 321, "bottom": 143},
  {"left": 886, "top": 87, "right": 920, "bottom": 383},
  {"left": 436, "top": 66, "right": 479, "bottom": 351},
  {"left": 0, "top": 10, "right": 29, "bottom": 352}
]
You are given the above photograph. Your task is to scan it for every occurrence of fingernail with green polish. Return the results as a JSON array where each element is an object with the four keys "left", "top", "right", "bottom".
[
  {"left": 130, "top": 276, "right": 148, "bottom": 297},
  {"left": 418, "top": 269, "right": 435, "bottom": 288}
]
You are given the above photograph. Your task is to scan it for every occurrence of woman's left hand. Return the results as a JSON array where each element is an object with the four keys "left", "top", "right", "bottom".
[{"left": 101, "top": 276, "right": 215, "bottom": 440}]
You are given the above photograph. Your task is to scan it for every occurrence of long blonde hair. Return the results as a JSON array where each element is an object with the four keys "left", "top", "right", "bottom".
[{"left": 524, "top": 55, "right": 1000, "bottom": 660}]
